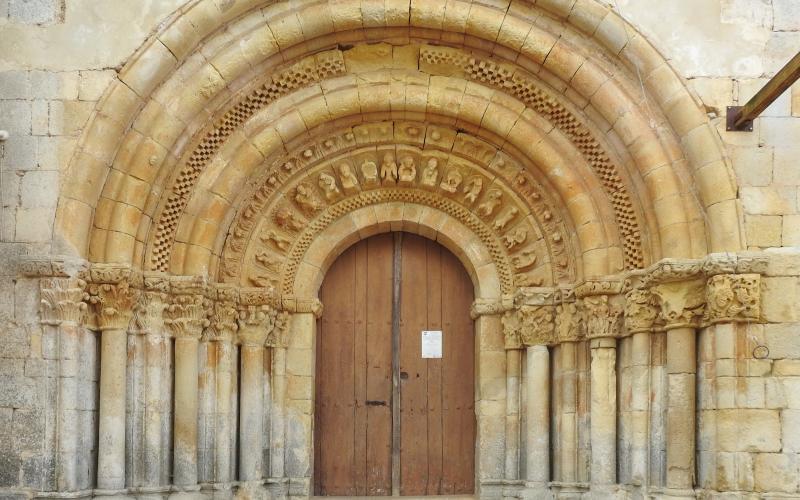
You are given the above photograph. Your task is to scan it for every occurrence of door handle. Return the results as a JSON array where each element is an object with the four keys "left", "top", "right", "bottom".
[{"left": 365, "top": 400, "right": 387, "bottom": 406}]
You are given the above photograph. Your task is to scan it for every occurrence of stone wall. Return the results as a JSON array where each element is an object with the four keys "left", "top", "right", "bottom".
[{"left": 1, "top": 0, "right": 799, "bottom": 499}]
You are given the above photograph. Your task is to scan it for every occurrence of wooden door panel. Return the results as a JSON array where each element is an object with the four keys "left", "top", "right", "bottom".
[
  {"left": 315, "top": 232, "right": 474, "bottom": 497},
  {"left": 399, "top": 234, "right": 475, "bottom": 496},
  {"left": 440, "top": 245, "right": 476, "bottom": 494},
  {"left": 314, "top": 234, "right": 393, "bottom": 496},
  {"left": 398, "top": 234, "right": 431, "bottom": 496}
]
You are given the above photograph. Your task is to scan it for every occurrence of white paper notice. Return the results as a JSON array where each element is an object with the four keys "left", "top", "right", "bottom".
[{"left": 421, "top": 330, "right": 443, "bottom": 358}]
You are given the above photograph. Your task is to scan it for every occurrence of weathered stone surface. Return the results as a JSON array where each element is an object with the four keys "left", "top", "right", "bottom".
[
  {"left": 716, "top": 409, "right": 782, "bottom": 452},
  {"left": 753, "top": 453, "right": 799, "bottom": 493}
]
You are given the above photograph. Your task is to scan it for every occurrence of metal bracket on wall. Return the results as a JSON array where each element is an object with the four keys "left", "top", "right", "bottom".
[{"left": 727, "top": 51, "right": 800, "bottom": 132}]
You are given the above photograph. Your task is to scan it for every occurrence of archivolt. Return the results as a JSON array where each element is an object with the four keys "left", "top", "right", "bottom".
[
  {"left": 217, "top": 121, "right": 582, "bottom": 294},
  {"left": 56, "top": 0, "right": 742, "bottom": 282}
]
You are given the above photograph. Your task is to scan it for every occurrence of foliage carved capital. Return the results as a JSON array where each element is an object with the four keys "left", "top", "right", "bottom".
[
  {"left": 704, "top": 274, "right": 761, "bottom": 324},
  {"left": 40, "top": 278, "right": 87, "bottom": 326},
  {"left": 651, "top": 279, "right": 706, "bottom": 329},
  {"left": 164, "top": 276, "right": 208, "bottom": 339}
]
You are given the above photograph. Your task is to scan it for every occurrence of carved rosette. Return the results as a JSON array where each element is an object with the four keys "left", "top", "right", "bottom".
[
  {"left": 581, "top": 295, "right": 623, "bottom": 339},
  {"left": 651, "top": 279, "right": 705, "bottom": 329},
  {"left": 86, "top": 266, "right": 140, "bottom": 332},
  {"left": 704, "top": 274, "right": 761, "bottom": 324},
  {"left": 164, "top": 277, "right": 208, "bottom": 340},
  {"left": 40, "top": 278, "right": 88, "bottom": 326},
  {"left": 624, "top": 287, "right": 659, "bottom": 334}
]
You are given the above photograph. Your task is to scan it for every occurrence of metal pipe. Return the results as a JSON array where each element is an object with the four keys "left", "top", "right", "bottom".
[{"left": 727, "top": 51, "right": 800, "bottom": 131}]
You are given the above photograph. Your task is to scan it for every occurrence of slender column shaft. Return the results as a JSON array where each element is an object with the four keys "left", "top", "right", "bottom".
[
  {"left": 270, "top": 346, "right": 287, "bottom": 478},
  {"left": 526, "top": 345, "right": 550, "bottom": 484},
  {"left": 215, "top": 339, "right": 234, "bottom": 482},
  {"left": 505, "top": 349, "right": 521, "bottom": 480},
  {"left": 57, "top": 322, "right": 80, "bottom": 490},
  {"left": 144, "top": 332, "right": 164, "bottom": 485},
  {"left": 240, "top": 343, "right": 265, "bottom": 481},
  {"left": 173, "top": 335, "right": 200, "bottom": 486},
  {"left": 630, "top": 331, "right": 651, "bottom": 484},
  {"left": 666, "top": 326, "right": 696, "bottom": 489},
  {"left": 98, "top": 328, "right": 128, "bottom": 490},
  {"left": 590, "top": 338, "right": 617, "bottom": 486},
  {"left": 559, "top": 342, "right": 577, "bottom": 482}
]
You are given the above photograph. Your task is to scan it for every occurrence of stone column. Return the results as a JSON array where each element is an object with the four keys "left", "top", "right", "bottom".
[
  {"left": 652, "top": 279, "right": 705, "bottom": 493},
  {"left": 526, "top": 345, "right": 550, "bottom": 485},
  {"left": 270, "top": 345, "right": 287, "bottom": 480},
  {"left": 237, "top": 293, "right": 286, "bottom": 495},
  {"left": 87, "top": 267, "right": 139, "bottom": 492},
  {"left": 501, "top": 299, "right": 555, "bottom": 494},
  {"left": 624, "top": 287, "right": 659, "bottom": 486},
  {"left": 129, "top": 279, "right": 169, "bottom": 488},
  {"left": 207, "top": 285, "right": 239, "bottom": 487},
  {"left": 555, "top": 299, "right": 580, "bottom": 484},
  {"left": 581, "top": 293, "right": 622, "bottom": 488},
  {"left": 702, "top": 273, "right": 762, "bottom": 492},
  {"left": 505, "top": 349, "right": 521, "bottom": 481},
  {"left": 165, "top": 278, "right": 208, "bottom": 490},
  {"left": 40, "top": 277, "right": 88, "bottom": 491}
]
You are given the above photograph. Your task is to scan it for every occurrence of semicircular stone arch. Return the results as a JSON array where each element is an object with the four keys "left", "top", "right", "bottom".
[{"left": 58, "top": 0, "right": 743, "bottom": 278}]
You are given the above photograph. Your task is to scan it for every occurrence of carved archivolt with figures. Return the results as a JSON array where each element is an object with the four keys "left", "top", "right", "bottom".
[{"left": 220, "top": 121, "right": 580, "bottom": 296}]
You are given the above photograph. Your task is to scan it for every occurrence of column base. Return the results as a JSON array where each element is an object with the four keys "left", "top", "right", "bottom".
[
  {"left": 650, "top": 488, "right": 697, "bottom": 499},
  {"left": 169, "top": 487, "right": 206, "bottom": 500},
  {"left": 233, "top": 482, "right": 267, "bottom": 500},
  {"left": 521, "top": 482, "right": 554, "bottom": 500}
]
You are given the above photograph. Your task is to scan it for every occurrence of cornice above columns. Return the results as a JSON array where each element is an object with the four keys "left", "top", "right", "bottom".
[{"left": 21, "top": 253, "right": 767, "bottom": 345}]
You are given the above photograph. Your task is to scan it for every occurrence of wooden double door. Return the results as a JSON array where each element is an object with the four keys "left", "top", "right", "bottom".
[{"left": 314, "top": 233, "right": 475, "bottom": 496}]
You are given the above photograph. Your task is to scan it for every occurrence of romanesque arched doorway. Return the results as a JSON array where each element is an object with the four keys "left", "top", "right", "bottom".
[{"left": 314, "top": 232, "right": 475, "bottom": 496}]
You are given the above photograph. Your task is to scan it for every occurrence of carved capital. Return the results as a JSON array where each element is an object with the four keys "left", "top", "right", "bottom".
[
  {"left": 205, "top": 284, "right": 240, "bottom": 342},
  {"left": 555, "top": 301, "right": 581, "bottom": 342},
  {"left": 40, "top": 278, "right": 87, "bottom": 325},
  {"left": 581, "top": 294, "right": 623, "bottom": 339},
  {"left": 624, "top": 287, "right": 659, "bottom": 334},
  {"left": 651, "top": 279, "right": 705, "bottom": 329},
  {"left": 237, "top": 304, "right": 284, "bottom": 346},
  {"left": 87, "top": 280, "right": 139, "bottom": 332},
  {"left": 704, "top": 274, "right": 761, "bottom": 325},
  {"left": 502, "top": 305, "right": 555, "bottom": 348},
  {"left": 132, "top": 291, "right": 168, "bottom": 335},
  {"left": 165, "top": 293, "right": 208, "bottom": 339}
]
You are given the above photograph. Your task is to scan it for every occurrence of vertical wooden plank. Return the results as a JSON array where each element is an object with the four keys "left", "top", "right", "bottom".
[
  {"left": 440, "top": 244, "right": 476, "bottom": 494},
  {"left": 399, "top": 234, "right": 430, "bottom": 495},
  {"left": 365, "top": 234, "right": 393, "bottom": 495},
  {"left": 314, "top": 245, "right": 357, "bottom": 495},
  {"left": 353, "top": 240, "right": 368, "bottom": 496},
  {"left": 425, "top": 239, "right": 444, "bottom": 495},
  {"left": 391, "top": 233, "right": 403, "bottom": 496}
]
